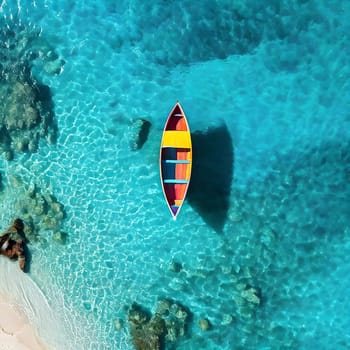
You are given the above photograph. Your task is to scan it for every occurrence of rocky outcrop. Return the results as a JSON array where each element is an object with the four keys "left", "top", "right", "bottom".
[
  {"left": 0, "top": 21, "right": 65, "bottom": 79},
  {"left": 0, "top": 66, "right": 57, "bottom": 158},
  {"left": 155, "top": 299, "right": 189, "bottom": 342},
  {"left": 0, "top": 219, "right": 28, "bottom": 272},
  {"left": 0, "top": 176, "right": 67, "bottom": 245},
  {"left": 0, "top": 19, "right": 64, "bottom": 159},
  {"left": 18, "top": 181, "right": 67, "bottom": 244},
  {"left": 127, "top": 299, "right": 190, "bottom": 350},
  {"left": 128, "top": 303, "right": 165, "bottom": 350}
]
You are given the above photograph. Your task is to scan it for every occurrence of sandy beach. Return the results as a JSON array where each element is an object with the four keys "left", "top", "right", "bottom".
[
  {"left": 0, "top": 257, "right": 69, "bottom": 350},
  {"left": 0, "top": 293, "right": 47, "bottom": 350}
]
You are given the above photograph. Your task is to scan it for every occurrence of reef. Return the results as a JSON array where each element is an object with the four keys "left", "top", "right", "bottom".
[
  {"left": 127, "top": 299, "right": 190, "bottom": 350},
  {"left": 17, "top": 181, "right": 67, "bottom": 244},
  {"left": 0, "top": 218, "right": 28, "bottom": 272},
  {"left": 1, "top": 74, "right": 51, "bottom": 157},
  {"left": 2, "top": 175, "right": 67, "bottom": 245},
  {"left": 128, "top": 303, "right": 166, "bottom": 350},
  {"left": 229, "top": 265, "right": 262, "bottom": 319},
  {"left": 0, "top": 18, "right": 64, "bottom": 158}
]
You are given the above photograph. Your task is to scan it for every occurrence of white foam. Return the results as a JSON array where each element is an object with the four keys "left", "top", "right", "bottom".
[{"left": 0, "top": 257, "right": 71, "bottom": 350}]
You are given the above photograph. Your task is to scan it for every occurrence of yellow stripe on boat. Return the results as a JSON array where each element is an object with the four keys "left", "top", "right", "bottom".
[
  {"left": 162, "top": 131, "right": 191, "bottom": 148},
  {"left": 174, "top": 199, "right": 183, "bottom": 206}
]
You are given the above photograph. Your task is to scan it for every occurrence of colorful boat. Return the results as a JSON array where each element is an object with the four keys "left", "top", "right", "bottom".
[{"left": 160, "top": 102, "right": 192, "bottom": 220}]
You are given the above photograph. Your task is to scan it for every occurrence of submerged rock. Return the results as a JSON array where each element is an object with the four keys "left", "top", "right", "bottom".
[
  {"left": 0, "top": 19, "right": 62, "bottom": 158},
  {"left": 228, "top": 205, "right": 243, "bottom": 222},
  {"left": 114, "top": 318, "right": 123, "bottom": 331},
  {"left": 222, "top": 314, "right": 234, "bottom": 325},
  {"left": 128, "top": 303, "right": 165, "bottom": 350},
  {"left": 159, "top": 299, "right": 189, "bottom": 342},
  {"left": 42, "top": 51, "right": 65, "bottom": 75},
  {"left": 228, "top": 263, "right": 263, "bottom": 320},
  {"left": 128, "top": 303, "right": 149, "bottom": 327},
  {"left": 53, "top": 231, "right": 68, "bottom": 245},
  {"left": 130, "top": 118, "right": 152, "bottom": 151},
  {"left": 0, "top": 71, "right": 57, "bottom": 157},
  {"left": 22, "top": 215, "right": 38, "bottom": 242},
  {"left": 155, "top": 299, "right": 171, "bottom": 316},
  {"left": 198, "top": 318, "right": 211, "bottom": 331},
  {"left": 16, "top": 182, "right": 67, "bottom": 242},
  {"left": 241, "top": 287, "right": 261, "bottom": 305},
  {"left": 127, "top": 299, "right": 191, "bottom": 349},
  {"left": 168, "top": 260, "right": 182, "bottom": 273}
]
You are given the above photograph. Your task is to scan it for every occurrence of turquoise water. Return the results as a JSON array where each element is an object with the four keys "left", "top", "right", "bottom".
[{"left": 1, "top": 0, "right": 350, "bottom": 349}]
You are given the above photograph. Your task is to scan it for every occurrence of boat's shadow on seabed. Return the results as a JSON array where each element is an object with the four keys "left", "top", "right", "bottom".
[{"left": 187, "top": 124, "right": 234, "bottom": 233}]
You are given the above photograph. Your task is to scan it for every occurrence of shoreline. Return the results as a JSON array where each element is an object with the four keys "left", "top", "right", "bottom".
[
  {"left": 0, "top": 256, "right": 69, "bottom": 350},
  {"left": 0, "top": 293, "right": 47, "bottom": 350}
]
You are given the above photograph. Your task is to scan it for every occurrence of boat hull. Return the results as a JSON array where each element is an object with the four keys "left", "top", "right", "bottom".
[{"left": 160, "top": 102, "right": 192, "bottom": 219}]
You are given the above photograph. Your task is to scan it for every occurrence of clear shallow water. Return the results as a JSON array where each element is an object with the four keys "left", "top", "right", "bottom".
[{"left": 1, "top": 0, "right": 350, "bottom": 349}]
